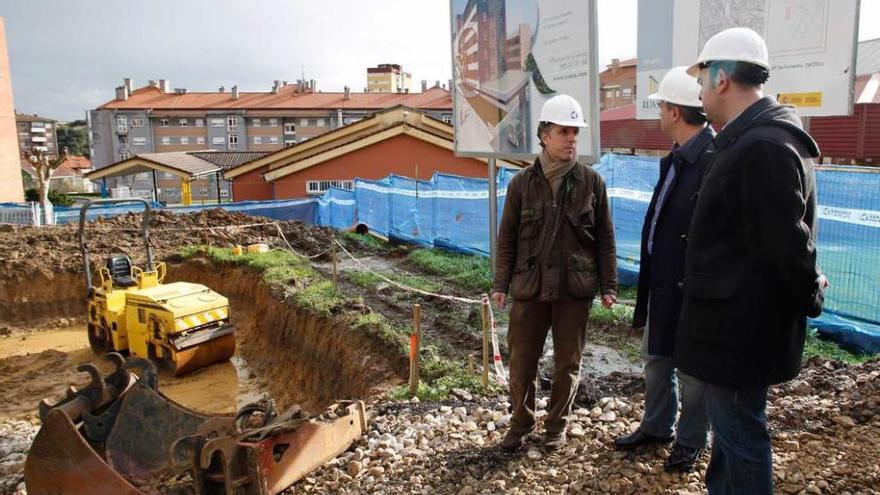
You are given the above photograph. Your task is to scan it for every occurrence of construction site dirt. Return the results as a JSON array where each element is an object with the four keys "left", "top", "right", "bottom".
[{"left": 1, "top": 210, "right": 877, "bottom": 494}]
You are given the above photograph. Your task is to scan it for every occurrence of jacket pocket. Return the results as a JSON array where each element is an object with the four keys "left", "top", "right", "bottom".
[
  {"left": 509, "top": 261, "right": 540, "bottom": 300},
  {"left": 566, "top": 254, "right": 598, "bottom": 299},
  {"left": 566, "top": 204, "right": 595, "bottom": 247},
  {"left": 681, "top": 272, "right": 745, "bottom": 346}
]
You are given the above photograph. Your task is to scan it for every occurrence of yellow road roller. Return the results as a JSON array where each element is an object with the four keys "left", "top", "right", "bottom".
[{"left": 79, "top": 198, "right": 235, "bottom": 375}]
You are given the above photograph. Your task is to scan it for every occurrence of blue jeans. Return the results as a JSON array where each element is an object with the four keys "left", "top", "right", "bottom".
[
  {"left": 639, "top": 322, "right": 709, "bottom": 449},
  {"left": 640, "top": 354, "right": 709, "bottom": 449},
  {"left": 704, "top": 383, "right": 773, "bottom": 495}
]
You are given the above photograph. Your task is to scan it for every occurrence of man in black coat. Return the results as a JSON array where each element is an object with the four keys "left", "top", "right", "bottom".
[
  {"left": 679, "top": 28, "right": 826, "bottom": 494},
  {"left": 614, "top": 67, "right": 712, "bottom": 473}
]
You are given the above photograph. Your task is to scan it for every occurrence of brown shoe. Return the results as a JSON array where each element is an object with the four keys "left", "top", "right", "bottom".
[
  {"left": 544, "top": 431, "right": 567, "bottom": 451},
  {"left": 500, "top": 429, "right": 528, "bottom": 452}
]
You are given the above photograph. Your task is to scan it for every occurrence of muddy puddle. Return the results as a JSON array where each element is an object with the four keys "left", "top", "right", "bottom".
[{"left": 0, "top": 325, "right": 269, "bottom": 419}]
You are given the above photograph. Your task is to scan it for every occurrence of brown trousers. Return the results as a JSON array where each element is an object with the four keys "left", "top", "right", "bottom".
[{"left": 508, "top": 298, "right": 591, "bottom": 435}]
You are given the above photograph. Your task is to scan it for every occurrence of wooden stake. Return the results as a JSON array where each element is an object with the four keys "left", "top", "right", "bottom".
[
  {"left": 409, "top": 304, "right": 422, "bottom": 396},
  {"left": 481, "top": 296, "right": 490, "bottom": 387},
  {"left": 331, "top": 244, "right": 338, "bottom": 289},
  {"left": 467, "top": 354, "right": 475, "bottom": 374}
]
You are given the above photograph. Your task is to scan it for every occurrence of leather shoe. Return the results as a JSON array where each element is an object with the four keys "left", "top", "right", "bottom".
[
  {"left": 613, "top": 428, "right": 674, "bottom": 450},
  {"left": 544, "top": 431, "right": 567, "bottom": 451},
  {"left": 500, "top": 429, "right": 528, "bottom": 452},
  {"left": 664, "top": 443, "right": 703, "bottom": 472}
]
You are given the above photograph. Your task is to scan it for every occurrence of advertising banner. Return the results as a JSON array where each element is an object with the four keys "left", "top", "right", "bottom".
[
  {"left": 450, "top": 0, "right": 600, "bottom": 162},
  {"left": 636, "top": 0, "right": 860, "bottom": 119}
]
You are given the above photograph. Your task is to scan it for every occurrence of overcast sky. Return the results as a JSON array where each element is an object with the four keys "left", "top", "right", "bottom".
[{"left": 2, "top": 0, "right": 878, "bottom": 121}]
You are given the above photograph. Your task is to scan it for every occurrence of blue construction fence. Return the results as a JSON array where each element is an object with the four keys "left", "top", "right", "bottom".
[
  {"left": 315, "top": 155, "right": 880, "bottom": 355},
  {"left": 46, "top": 198, "right": 317, "bottom": 224}
]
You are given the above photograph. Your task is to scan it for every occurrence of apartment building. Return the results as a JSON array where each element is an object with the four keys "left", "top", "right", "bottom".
[
  {"left": 89, "top": 78, "right": 452, "bottom": 175},
  {"left": 599, "top": 58, "right": 637, "bottom": 111},
  {"left": 366, "top": 64, "right": 412, "bottom": 93},
  {"left": 15, "top": 112, "right": 59, "bottom": 158}
]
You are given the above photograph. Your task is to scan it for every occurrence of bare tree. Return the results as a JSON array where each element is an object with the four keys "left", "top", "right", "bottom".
[{"left": 27, "top": 147, "right": 70, "bottom": 225}]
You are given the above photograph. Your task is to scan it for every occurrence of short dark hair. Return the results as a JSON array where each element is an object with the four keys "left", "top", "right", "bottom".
[
  {"left": 536, "top": 121, "right": 553, "bottom": 148},
  {"left": 703, "top": 60, "right": 769, "bottom": 89},
  {"left": 664, "top": 101, "right": 707, "bottom": 126}
]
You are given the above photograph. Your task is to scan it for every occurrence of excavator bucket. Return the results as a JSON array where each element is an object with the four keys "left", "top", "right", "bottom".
[{"left": 24, "top": 354, "right": 368, "bottom": 495}]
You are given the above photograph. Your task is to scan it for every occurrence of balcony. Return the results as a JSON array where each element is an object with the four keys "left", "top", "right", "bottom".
[
  {"left": 30, "top": 126, "right": 46, "bottom": 133},
  {"left": 31, "top": 136, "right": 47, "bottom": 143}
]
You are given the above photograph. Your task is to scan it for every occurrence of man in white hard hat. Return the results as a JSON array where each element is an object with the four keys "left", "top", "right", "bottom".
[
  {"left": 676, "top": 27, "right": 825, "bottom": 494},
  {"left": 492, "top": 94, "right": 618, "bottom": 452},
  {"left": 614, "top": 67, "right": 712, "bottom": 473}
]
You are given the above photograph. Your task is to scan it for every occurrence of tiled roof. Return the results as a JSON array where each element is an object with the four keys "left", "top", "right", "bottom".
[
  {"left": 857, "top": 38, "right": 880, "bottom": 76},
  {"left": 188, "top": 151, "right": 271, "bottom": 169},
  {"left": 20, "top": 158, "right": 78, "bottom": 178},
  {"left": 14, "top": 112, "right": 57, "bottom": 123},
  {"left": 137, "top": 152, "right": 220, "bottom": 177},
  {"left": 98, "top": 85, "right": 452, "bottom": 111},
  {"left": 61, "top": 155, "right": 92, "bottom": 170}
]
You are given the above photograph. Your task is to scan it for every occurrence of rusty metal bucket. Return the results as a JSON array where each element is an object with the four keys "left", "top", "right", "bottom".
[{"left": 24, "top": 354, "right": 368, "bottom": 495}]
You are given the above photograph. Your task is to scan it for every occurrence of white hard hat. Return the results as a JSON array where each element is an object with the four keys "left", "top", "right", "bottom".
[
  {"left": 648, "top": 66, "right": 703, "bottom": 108},
  {"left": 539, "top": 94, "right": 588, "bottom": 128},
  {"left": 687, "top": 27, "right": 770, "bottom": 76}
]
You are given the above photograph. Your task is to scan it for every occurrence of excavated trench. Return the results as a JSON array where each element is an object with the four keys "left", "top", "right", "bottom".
[{"left": 0, "top": 258, "right": 404, "bottom": 419}]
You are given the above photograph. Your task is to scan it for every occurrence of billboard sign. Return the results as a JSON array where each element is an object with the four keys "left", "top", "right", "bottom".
[
  {"left": 450, "top": 0, "right": 600, "bottom": 162},
  {"left": 636, "top": 0, "right": 860, "bottom": 119}
]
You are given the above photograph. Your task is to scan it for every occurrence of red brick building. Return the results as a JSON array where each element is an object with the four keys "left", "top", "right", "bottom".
[
  {"left": 224, "top": 106, "right": 524, "bottom": 200},
  {"left": 599, "top": 58, "right": 637, "bottom": 111}
]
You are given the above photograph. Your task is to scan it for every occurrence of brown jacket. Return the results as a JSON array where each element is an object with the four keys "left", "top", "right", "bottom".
[{"left": 493, "top": 159, "right": 618, "bottom": 301}]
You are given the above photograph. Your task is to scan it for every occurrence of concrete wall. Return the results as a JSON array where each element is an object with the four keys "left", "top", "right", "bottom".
[
  {"left": 0, "top": 18, "right": 23, "bottom": 202},
  {"left": 272, "top": 133, "right": 488, "bottom": 199}
]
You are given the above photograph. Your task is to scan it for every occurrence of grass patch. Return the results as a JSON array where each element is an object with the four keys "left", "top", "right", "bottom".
[
  {"left": 341, "top": 232, "right": 389, "bottom": 252},
  {"left": 179, "top": 245, "right": 315, "bottom": 283},
  {"left": 803, "top": 328, "right": 873, "bottom": 365},
  {"left": 389, "top": 346, "right": 504, "bottom": 402},
  {"left": 407, "top": 249, "right": 492, "bottom": 293},
  {"left": 296, "top": 280, "right": 349, "bottom": 316},
  {"left": 343, "top": 269, "right": 442, "bottom": 293},
  {"left": 590, "top": 299, "right": 635, "bottom": 326}
]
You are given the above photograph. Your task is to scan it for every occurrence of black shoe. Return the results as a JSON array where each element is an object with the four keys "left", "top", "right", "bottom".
[
  {"left": 500, "top": 429, "right": 528, "bottom": 452},
  {"left": 613, "top": 428, "right": 674, "bottom": 450},
  {"left": 663, "top": 443, "right": 703, "bottom": 472},
  {"left": 544, "top": 431, "right": 567, "bottom": 451}
]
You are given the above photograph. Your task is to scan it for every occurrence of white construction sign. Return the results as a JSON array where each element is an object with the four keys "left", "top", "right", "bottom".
[
  {"left": 636, "top": 0, "right": 860, "bottom": 119},
  {"left": 450, "top": 0, "right": 600, "bottom": 162}
]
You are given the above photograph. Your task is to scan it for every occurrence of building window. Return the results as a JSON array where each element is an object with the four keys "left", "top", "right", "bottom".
[
  {"left": 181, "top": 137, "right": 189, "bottom": 145},
  {"left": 284, "top": 123, "right": 296, "bottom": 134},
  {"left": 120, "top": 151, "right": 131, "bottom": 160},
  {"left": 211, "top": 118, "right": 224, "bottom": 127},
  {"left": 197, "top": 136, "right": 205, "bottom": 144},
  {"left": 269, "top": 136, "right": 279, "bottom": 144},
  {"left": 228, "top": 134, "right": 238, "bottom": 149},
  {"left": 442, "top": 114, "right": 452, "bottom": 124},
  {"left": 227, "top": 116, "right": 237, "bottom": 130},
  {"left": 132, "top": 137, "right": 147, "bottom": 146},
  {"left": 284, "top": 139, "right": 296, "bottom": 148},
  {"left": 212, "top": 137, "right": 224, "bottom": 144},
  {"left": 116, "top": 116, "right": 128, "bottom": 132},
  {"left": 306, "top": 180, "right": 354, "bottom": 195},
  {"left": 308, "top": 118, "right": 319, "bottom": 127},
  {"left": 195, "top": 118, "right": 204, "bottom": 127},
  {"left": 253, "top": 136, "right": 262, "bottom": 144},
  {"left": 131, "top": 118, "right": 144, "bottom": 127},
  {"left": 316, "top": 118, "right": 325, "bottom": 127},
  {"left": 299, "top": 118, "right": 308, "bottom": 127},
  {"left": 161, "top": 137, "right": 171, "bottom": 145},
  {"left": 45, "top": 123, "right": 52, "bottom": 129},
  {"left": 251, "top": 118, "right": 261, "bottom": 127},
  {"left": 179, "top": 119, "right": 188, "bottom": 127},
  {"left": 268, "top": 118, "right": 278, "bottom": 127},
  {"left": 160, "top": 118, "right": 169, "bottom": 127},
  {"left": 18, "top": 122, "right": 26, "bottom": 130},
  {"left": 118, "top": 135, "right": 128, "bottom": 145}
]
